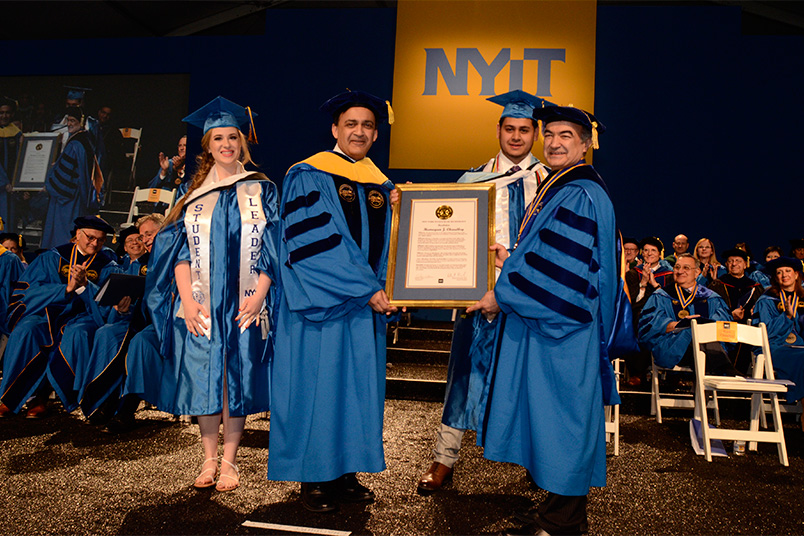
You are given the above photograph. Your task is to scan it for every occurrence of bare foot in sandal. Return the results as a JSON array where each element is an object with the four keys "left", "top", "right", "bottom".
[
  {"left": 194, "top": 457, "right": 218, "bottom": 489},
  {"left": 216, "top": 458, "right": 239, "bottom": 492}
]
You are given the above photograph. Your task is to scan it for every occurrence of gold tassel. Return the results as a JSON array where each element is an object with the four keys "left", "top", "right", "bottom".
[
  {"left": 591, "top": 121, "right": 599, "bottom": 150},
  {"left": 386, "top": 100, "right": 395, "bottom": 125},
  {"left": 246, "top": 106, "right": 258, "bottom": 144}
]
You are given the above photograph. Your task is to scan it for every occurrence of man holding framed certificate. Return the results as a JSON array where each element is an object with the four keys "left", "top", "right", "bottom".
[
  {"left": 268, "top": 90, "right": 397, "bottom": 513},
  {"left": 469, "top": 106, "right": 620, "bottom": 535},
  {"left": 417, "top": 90, "right": 551, "bottom": 495}
]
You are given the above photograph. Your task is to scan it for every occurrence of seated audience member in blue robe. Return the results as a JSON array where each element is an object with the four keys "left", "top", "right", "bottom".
[
  {"left": 0, "top": 232, "right": 28, "bottom": 268},
  {"left": 639, "top": 253, "right": 740, "bottom": 376},
  {"left": 694, "top": 237, "right": 725, "bottom": 285},
  {"left": 267, "top": 90, "right": 397, "bottom": 513},
  {"left": 0, "top": 216, "right": 117, "bottom": 418},
  {"left": 41, "top": 107, "right": 102, "bottom": 250},
  {"left": 663, "top": 234, "right": 690, "bottom": 267},
  {"left": 77, "top": 217, "right": 161, "bottom": 433},
  {"left": 467, "top": 106, "right": 620, "bottom": 536},
  {"left": 146, "top": 97, "right": 279, "bottom": 492},
  {"left": 752, "top": 257, "right": 804, "bottom": 411},
  {"left": 148, "top": 136, "right": 188, "bottom": 190},
  {"left": 709, "top": 248, "right": 764, "bottom": 319},
  {"left": 0, "top": 239, "right": 25, "bottom": 336},
  {"left": 418, "top": 90, "right": 551, "bottom": 495}
]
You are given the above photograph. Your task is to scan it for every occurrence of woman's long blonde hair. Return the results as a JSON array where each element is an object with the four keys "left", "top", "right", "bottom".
[
  {"left": 693, "top": 237, "right": 720, "bottom": 267},
  {"left": 163, "top": 128, "right": 254, "bottom": 226}
]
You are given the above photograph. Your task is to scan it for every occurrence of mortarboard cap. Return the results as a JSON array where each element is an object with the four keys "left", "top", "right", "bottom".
[
  {"left": 640, "top": 236, "right": 664, "bottom": 256},
  {"left": 182, "top": 96, "right": 258, "bottom": 140},
  {"left": 487, "top": 90, "right": 554, "bottom": 120},
  {"left": 532, "top": 105, "right": 606, "bottom": 149},
  {"left": 65, "top": 106, "right": 84, "bottom": 122},
  {"left": 763, "top": 256, "right": 804, "bottom": 276},
  {"left": 622, "top": 237, "right": 640, "bottom": 247},
  {"left": 116, "top": 225, "right": 140, "bottom": 256},
  {"left": 64, "top": 86, "right": 91, "bottom": 101},
  {"left": 320, "top": 89, "right": 393, "bottom": 125},
  {"left": 73, "top": 215, "right": 114, "bottom": 235},
  {"left": 0, "top": 232, "right": 25, "bottom": 250},
  {"left": 721, "top": 248, "right": 749, "bottom": 262}
]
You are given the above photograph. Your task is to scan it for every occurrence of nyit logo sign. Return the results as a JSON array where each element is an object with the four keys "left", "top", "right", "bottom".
[{"left": 423, "top": 48, "right": 566, "bottom": 96}]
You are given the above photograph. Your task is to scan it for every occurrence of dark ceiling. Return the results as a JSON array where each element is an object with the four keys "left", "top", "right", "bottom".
[{"left": 1, "top": 0, "right": 803, "bottom": 40}]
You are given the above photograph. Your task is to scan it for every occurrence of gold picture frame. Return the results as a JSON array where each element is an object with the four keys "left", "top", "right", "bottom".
[{"left": 386, "top": 182, "right": 495, "bottom": 308}]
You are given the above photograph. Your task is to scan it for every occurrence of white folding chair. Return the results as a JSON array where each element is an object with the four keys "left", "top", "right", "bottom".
[
  {"left": 605, "top": 358, "right": 622, "bottom": 455},
  {"left": 651, "top": 354, "right": 720, "bottom": 425},
  {"left": 125, "top": 187, "right": 177, "bottom": 226},
  {"left": 119, "top": 127, "right": 142, "bottom": 188},
  {"left": 691, "top": 320, "right": 789, "bottom": 465}
]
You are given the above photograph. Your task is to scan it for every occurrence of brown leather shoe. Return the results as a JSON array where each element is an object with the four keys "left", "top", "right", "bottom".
[
  {"left": 417, "top": 462, "right": 453, "bottom": 495},
  {"left": 0, "top": 403, "right": 12, "bottom": 418},
  {"left": 25, "top": 403, "right": 48, "bottom": 419}
]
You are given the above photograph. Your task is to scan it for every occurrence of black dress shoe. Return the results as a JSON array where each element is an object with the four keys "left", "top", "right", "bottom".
[
  {"left": 103, "top": 416, "right": 138, "bottom": 435},
  {"left": 301, "top": 482, "right": 338, "bottom": 513},
  {"left": 335, "top": 473, "right": 375, "bottom": 503}
]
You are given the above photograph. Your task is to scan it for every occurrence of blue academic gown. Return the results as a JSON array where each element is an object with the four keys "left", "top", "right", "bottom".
[
  {"left": 0, "top": 244, "right": 116, "bottom": 413},
  {"left": 268, "top": 151, "right": 393, "bottom": 483},
  {"left": 144, "top": 170, "right": 279, "bottom": 417},
  {"left": 753, "top": 291, "right": 804, "bottom": 402},
  {"left": 0, "top": 249, "right": 25, "bottom": 336},
  {"left": 443, "top": 154, "right": 549, "bottom": 431},
  {"left": 634, "top": 259, "right": 674, "bottom": 288},
  {"left": 480, "top": 163, "right": 620, "bottom": 497},
  {"left": 638, "top": 285, "right": 731, "bottom": 369},
  {"left": 41, "top": 131, "right": 100, "bottom": 249},
  {"left": 77, "top": 252, "right": 149, "bottom": 417}
]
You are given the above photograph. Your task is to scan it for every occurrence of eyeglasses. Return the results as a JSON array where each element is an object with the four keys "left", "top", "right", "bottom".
[
  {"left": 674, "top": 265, "right": 697, "bottom": 272},
  {"left": 79, "top": 229, "right": 105, "bottom": 244}
]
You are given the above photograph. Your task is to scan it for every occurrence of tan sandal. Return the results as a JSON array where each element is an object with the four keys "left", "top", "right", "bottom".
[
  {"left": 194, "top": 457, "right": 218, "bottom": 489},
  {"left": 215, "top": 458, "right": 240, "bottom": 492}
]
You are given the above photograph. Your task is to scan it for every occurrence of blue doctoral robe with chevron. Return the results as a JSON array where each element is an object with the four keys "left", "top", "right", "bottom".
[
  {"left": 480, "top": 163, "right": 620, "bottom": 497},
  {"left": 41, "top": 131, "right": 100, "bottom": 249},
  {"left": 268, "top": 151, "right": 393, "bottom": 483},
  {"left": 76, "top": 253, "right": 150, "bottom": 418},
  {"left": 0, "top": 249, "right": 25, "bottom": 336},
  {"left": 0, "top": 244, "right": 116, "bottom": 413},
  {"left": 638, "top": 285, "right": 731, "bottom": 368},
  {"left": 442, "top": 154, "right": 548, "bottom": 431},
  {"left": 753, "top": 291, "right": 804, "bottom": 402}
]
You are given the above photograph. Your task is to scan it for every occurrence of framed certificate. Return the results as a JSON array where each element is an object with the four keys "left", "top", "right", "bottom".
[
  {"left": 387, "top": 183, "right": 495, "bottom": 307},
  {"left": 12, "top": 133, "right": 61, "bottom": 191}
]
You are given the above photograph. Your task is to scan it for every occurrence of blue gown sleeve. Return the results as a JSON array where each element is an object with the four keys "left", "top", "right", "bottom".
[
  {"left": 637, "top": 291, "right": 675, "bottom": 354},
  {"left": 279, "top": 165, "right": 383, "bottom": 322},
  {"left": 7, "top": 252, "right": 70, "bottom": 324},
  {"left": 145, "top": 219, "right": 185, "bottom": 354},
  {"left": 495, "top": 185, "right": 602, "bottom": 339},
  {"left": 753, "top": 295, "right": 797, "bottom": 346}
]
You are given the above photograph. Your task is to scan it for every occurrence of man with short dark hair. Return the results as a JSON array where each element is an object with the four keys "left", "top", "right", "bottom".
[
  {"left": 623, "top": 237, "right": 640, "bottom": 269},
  {"left": 268, "top": 90, "right": 397, "bottom": 513},
  {"left": 417, "top": 90, "right": 550, "bottom": 495},
  {"left": 0, "top": 216, "right": 117, "bottom": 418},
  {"left": 469, "top": 105, "right": 620, "bottom": 535}
]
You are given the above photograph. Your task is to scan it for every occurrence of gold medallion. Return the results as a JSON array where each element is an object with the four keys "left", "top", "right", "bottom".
[
  {"left": 786, "top": 333, "right": 797, "bottom": 344},
  {"left": 435, "top": 205, "right": 453, "bottom": 220},
  {"left": 338, "top": 184, "right": 355, "bottom": 202},
  {"left": 678, "top": 310, "right": 690, "bottom": 319},
  {"left": 140, "top": 265, "right": 148, "bottom": 276},
  {"left": 367, "top": 190, "right": 385, "bottom": 209}
]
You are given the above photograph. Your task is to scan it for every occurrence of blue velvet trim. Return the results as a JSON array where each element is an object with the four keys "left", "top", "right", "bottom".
[
  {"left": 282, "top": 190, "right": 321, "bottom": 218},
  {"left": 284, "top": 212, "right": 332, "bottom": 242},
  {"left": 508, "top": 271, "right": 593, "bottom": 324},
  {"left": 539, "top": 228, "right": 593, "bottom": 265},
  {"left": 61, "top": 152, "right": 78, "bottom": 168},
  {"left": 555, "top": 206, "right": 597, "bottom": 237},
  {"left": 50, "top": 170, "right": 76, "bottom": 197},
  {"left": 524, "top": 252, "right": 598, "bottom": 299},
  {"left": 288, "top": 233, "right": 342, "bottom": 265}
]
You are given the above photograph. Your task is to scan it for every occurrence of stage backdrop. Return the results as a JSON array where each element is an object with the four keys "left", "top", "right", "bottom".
[{"left": 390, "top": 0, "right": 597, "bottom": 170}]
